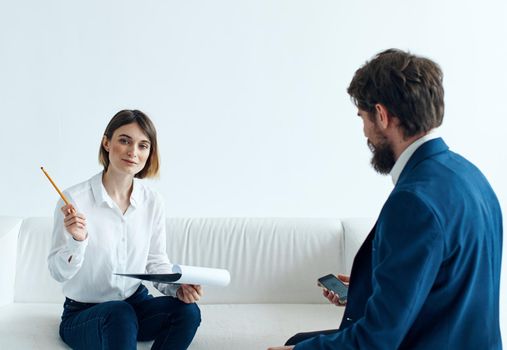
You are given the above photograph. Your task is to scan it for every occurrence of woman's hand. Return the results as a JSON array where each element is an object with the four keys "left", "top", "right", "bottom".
[
  {"left": 177, "top": 284, "right": 203, "bottom": 304},
  {"left": 322, "top": 274, "right": 349, "bottom": 306},
  {"left": 61, "top": 204, "right": 87, "bottom": 241}
]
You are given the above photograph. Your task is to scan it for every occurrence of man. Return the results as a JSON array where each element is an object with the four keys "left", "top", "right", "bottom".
[{"left": 268, "top": 49, "right": 503, "bottom": 349}]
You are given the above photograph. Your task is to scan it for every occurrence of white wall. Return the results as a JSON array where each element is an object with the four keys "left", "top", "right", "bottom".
[{"left": 1, "top": 0, "right": 506, "bottom": 339}]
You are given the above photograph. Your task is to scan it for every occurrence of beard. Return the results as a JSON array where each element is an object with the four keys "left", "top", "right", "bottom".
[{"left": 367, "top": 131, "right": 396, "bottom": 175}]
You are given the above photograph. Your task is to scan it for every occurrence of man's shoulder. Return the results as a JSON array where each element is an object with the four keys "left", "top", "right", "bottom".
[
  {"left": 404, "top": 146, "right": 485, "bottom": 187},
  {"left": 391, "top": 149, "right": 500, "bottom": 219}
]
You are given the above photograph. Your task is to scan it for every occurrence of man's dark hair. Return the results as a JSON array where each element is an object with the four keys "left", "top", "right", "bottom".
[{"left": 347, "top": 49, "right": 444, "bottom": 138}]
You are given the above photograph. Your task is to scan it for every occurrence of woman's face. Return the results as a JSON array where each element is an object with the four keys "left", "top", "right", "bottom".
[{"left": 102, "top": 122, "right": 151, "bottom": 177}]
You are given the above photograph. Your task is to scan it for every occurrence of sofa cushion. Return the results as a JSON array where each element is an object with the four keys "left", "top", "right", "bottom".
[
  {"left": 0, "top": 217, "right": 22, "bottom": 307},
  {"left": 15, "top": 218, "right": 63, "bottom": 303},
  {"left": 15, "top": 217, "right": 346, "bottom": 304},
  {"left": 164, "top": 218, "right": 346, "bottom": 303},
  {"left": 0, "top": 302, "right": 342, "bottom": 349}
]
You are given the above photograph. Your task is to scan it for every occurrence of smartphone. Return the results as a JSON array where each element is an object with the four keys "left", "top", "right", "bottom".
[{"left": 318, "top": 274, "right": 348, "bottom": 303}]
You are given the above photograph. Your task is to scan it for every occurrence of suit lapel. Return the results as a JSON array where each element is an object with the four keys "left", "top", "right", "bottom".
[{"left": 340, "top": 222, "right": 377, "bottom": 329}]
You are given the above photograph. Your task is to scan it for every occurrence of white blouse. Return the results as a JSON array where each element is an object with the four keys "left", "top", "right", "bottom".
[{"left": 48, "top": 172, "right": 178, "bottom": 303}]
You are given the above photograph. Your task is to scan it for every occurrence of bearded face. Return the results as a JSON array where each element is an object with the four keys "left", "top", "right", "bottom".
[{"left": 367, "top": 125, "right": 396, "bottom": 174}]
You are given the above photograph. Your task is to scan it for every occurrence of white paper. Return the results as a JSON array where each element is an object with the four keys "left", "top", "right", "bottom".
[{"left": 172, "top": 264, "right": 231, "bottom": 287}]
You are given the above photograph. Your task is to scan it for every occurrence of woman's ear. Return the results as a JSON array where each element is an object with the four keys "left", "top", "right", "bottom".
[{"left": 102, "top": 136, "right": 110, "bottom": 152}]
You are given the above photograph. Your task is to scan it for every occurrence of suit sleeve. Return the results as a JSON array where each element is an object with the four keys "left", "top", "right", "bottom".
[{"left": 295, "top": 190, "right": 444, "bottom": 350}]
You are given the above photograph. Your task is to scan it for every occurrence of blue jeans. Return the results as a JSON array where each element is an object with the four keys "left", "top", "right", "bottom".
[{"left": 59, "top": 285, "right": 201, "bottom": 350}]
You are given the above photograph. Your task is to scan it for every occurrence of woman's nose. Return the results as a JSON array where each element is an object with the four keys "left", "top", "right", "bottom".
[{"left": 127, "top": 146, "right": 136, "bottom": 157}]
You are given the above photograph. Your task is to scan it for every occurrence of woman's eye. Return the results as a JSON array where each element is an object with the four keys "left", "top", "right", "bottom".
[
  {"left": 140, "top": 144, "right": 150, "bottom": 150},
  {"left": 119, "top": 139, "right": 129, "bottom": 144}
]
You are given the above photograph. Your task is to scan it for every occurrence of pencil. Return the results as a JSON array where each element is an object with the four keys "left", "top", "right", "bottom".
[{"left": 40, "top": 167, "right": 70, "bottom": 206}]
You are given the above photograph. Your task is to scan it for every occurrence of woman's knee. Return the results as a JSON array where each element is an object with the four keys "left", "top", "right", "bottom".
[
  {"left": 59, "top": 301, "right": 139, "bottom": 349},
  {"left": 102, "top": 301, "right": 138, "bottom": 330},
  {"left": 178, "top": 302, "right": 201, "bottom": 328}
]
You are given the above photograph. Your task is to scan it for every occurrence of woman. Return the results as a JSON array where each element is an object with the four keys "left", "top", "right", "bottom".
[{"left": 48, "top": 109, "right": 202, "bottom": 350}]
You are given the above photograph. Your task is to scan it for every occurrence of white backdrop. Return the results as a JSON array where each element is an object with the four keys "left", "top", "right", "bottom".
[{"left": 1, "top": 0, "right": 506, "bottom": 338}]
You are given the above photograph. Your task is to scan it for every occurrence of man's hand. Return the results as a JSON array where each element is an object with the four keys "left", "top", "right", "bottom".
[
  {"left": 177, "top": 284, "right": 203, "bottom": 303},
  {"left": 322, "top": 274, "right": 349, "bottom": 306},
  {"left": 267, "top": 346, "right": 295, "bottom": 350},
  {"left": 61, "top": 204, "right": 87, "bottom": 241}
]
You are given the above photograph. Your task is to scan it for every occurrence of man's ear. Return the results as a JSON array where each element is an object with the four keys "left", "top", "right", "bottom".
[
  {"left": 102, "top": 136, "right": 110, "bottom": 152},
  {"left": 374, "top": 104, "right": 391, "bottom": 130}
]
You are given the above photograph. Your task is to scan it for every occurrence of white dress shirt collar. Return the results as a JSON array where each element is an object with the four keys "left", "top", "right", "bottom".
[
  {"left": 390, "top": 130, "right": 440, "bottom": 185},
  {"left": 91, "top": 172, "right": 142, "bottom": 209}
]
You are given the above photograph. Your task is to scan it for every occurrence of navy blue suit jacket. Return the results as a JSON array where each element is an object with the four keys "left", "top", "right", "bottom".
[{"left": 296, "top": 138, "right": 503, "bottom": 349}]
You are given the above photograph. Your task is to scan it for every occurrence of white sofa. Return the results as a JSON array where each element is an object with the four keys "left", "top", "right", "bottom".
[{"left": 0, "top": 216, "right": 373, "bottom": 350}]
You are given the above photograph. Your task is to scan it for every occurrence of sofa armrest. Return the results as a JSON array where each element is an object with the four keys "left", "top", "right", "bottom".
[
  {"left": 341, "top": 217, "right": 376, "bottom": 274},
  {"left": 0, "top": 217, "right": 22, "bottom": 307}
]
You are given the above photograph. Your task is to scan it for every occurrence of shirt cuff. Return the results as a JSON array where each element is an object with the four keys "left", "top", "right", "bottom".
[
  {"left": 65, "top": 235, "right": 89, "bottom": 262},
  {"left": 154, "top": 282, "right": 179, "bottom": 298}
]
